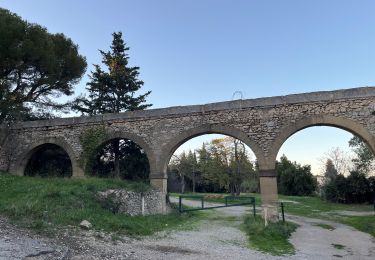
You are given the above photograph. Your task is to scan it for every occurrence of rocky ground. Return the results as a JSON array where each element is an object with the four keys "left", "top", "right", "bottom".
[{"left": 1, "top": 199, "right": 374, "bottom": 260}]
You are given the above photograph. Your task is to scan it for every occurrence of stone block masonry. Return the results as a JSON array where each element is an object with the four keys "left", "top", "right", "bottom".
[{"left": 97, "top": 189, "right": 167, "bottom": 216}]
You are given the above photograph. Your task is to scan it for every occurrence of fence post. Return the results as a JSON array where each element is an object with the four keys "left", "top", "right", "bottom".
[
  {"left": 252, "top": 198, "right": 256, "bottom": 217},
  {"left": 201, "top": 197, "right": 204, "bottom": 209},
  {"left": 280, "top": 202, "right": 285, "bottom": 222},
  {"left": 179, "top": 196, "right": 182, "bottom": 213}
]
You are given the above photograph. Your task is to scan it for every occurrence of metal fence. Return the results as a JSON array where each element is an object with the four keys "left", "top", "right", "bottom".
[{"left": 178, "top": 195, "right": 256, "bottom": 217}]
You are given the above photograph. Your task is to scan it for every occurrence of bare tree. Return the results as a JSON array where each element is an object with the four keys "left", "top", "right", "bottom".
[{"left": 318, "top": 147, "right": 353, "bottom": 176}]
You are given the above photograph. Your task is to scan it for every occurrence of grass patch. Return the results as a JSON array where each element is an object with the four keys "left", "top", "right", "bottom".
[
  {"left": 332, "top": 243, "right": 345, "bottom": 250},
  {"left": 242, "top": 215, "right": 298, "bottom": 255},
  {"left": 0, "top": 174, "right": 205, "bottom": 236},
  {"left": 278, "top": 195, "right": 372, "bottom": 217},
  {"left": 314, "top": 223, "right": 335, "bottom": 231},
  {"left": 340, "top": 215, "right": 375, "bottom": 237},
  {"left": 277, "top": 195, "right": 374, "bottom": 237},
  {"left": 172, "top": 192, "right": 375, "bottom": 237}
]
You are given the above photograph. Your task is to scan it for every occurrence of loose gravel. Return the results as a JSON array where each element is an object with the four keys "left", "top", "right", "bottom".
[{"left": 0, "top": 198, "right": 374, "bottom": 259}]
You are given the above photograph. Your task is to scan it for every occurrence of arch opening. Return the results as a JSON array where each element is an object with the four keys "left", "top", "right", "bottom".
[
  {"left": 87, "top": 138, "right": 150, "bottom": 181},
  {"left": 160, "top": 124, "right": 264, "bottom": 175},
  {"left": 270, "top": 116, "right": 375, "bottom": 163},
  {"left": 24, "top": 143, "right": 73, "bottom": 177},
  {"left": 166, "top": 133, "right": 259, "bottom": 195},
  {"left": 275, "top": 125, "right": 375, "bottom": 204}
]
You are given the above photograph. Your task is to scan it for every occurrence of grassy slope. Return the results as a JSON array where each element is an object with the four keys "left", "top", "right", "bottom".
[{"left": 0, "top": 174, "right": 203, "bottom": 236}]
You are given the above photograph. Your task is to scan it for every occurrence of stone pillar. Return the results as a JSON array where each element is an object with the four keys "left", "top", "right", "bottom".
[
  {"left": 72, "top": 164, "right": 85, "bottom": 178},
  {"left": 150, "top": 176, "right": 168, "bottom": 213},
  {"left": 259, "top": 169, "right": 279, "bottom": 222},
  {"left": 150, "top": 177, "right": 168, "bottom": 193}
]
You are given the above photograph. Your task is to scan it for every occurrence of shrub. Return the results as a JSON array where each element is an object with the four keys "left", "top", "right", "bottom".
[
  {"left": 323, "top": 171, "right": 374, "bottom": 204},
  {"left": 276, "top": 155, "right": 317, "bottom": 196}
]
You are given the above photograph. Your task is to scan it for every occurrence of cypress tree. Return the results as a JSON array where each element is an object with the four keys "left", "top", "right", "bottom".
[{"left": 73, "top": 32, "right": 151, "bottom": 178}]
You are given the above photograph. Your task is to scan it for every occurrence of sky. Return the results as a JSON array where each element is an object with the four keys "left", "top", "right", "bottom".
[{"left": 1, "top": 0, "right": 373, "bottom": 174}]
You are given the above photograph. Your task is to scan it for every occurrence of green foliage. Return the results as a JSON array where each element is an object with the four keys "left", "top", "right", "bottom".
[
  {"left": 241, "top": 175, "right": 260, "bottom": 193},
  {"left": 242, "top": 215, "right": 298, "bottom": 255},
  {"left": 276, "top": 155, "right": 318, "bottom": 196},
  {"left": 73, "top": 32, "right": 151, "bottom": 179},
  {"left": 324, "top": 159, "right": 338, "bottom": 182},
  {"left": 0, "top": 8, "right": 86, "bottom": 123},
  {"left": 349, "top": 136, "right": 374, "bottom": 175},
  {"left": 0, "top": 174, "right": 205, "bottom": 236},
  {"left": 79, "top": 126, "right": 108, "bottom": 173},
  {"left": 89, "top": 139, "right": 150, "bottom": 180},
  {"left": 341, "top": 215, "right": 375, "bottom": 237},
  {"left": 168, "top": 137, "right": 257, "bottom": 194},
  {"left": 323, "top": 171, "right": 374, "bottom": 204},
  {"left": 72, "top": 31, "right": 151, "bottom": 115}
]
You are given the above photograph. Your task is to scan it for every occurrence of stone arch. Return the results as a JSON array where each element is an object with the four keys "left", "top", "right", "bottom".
[
  {"left": 158, "top": 124, "right": 265, "bottom": 177},
  {"left": 13, "top": 137, "right": 82, "bottom": 177},
  {"left": 268, "top": 115, "right": 375, "bottom": 165},
  {"left": 91, "top": 131, "right": 157, "bottom": 176}
]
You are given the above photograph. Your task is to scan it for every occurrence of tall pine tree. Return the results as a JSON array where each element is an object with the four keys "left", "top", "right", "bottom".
[{"left": 73, "top": 32, "right": 151, "bottom": 178}]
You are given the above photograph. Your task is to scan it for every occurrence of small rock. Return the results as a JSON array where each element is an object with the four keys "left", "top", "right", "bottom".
[{"left": 79, "top": 220, "right": 92, "bottom": 230}]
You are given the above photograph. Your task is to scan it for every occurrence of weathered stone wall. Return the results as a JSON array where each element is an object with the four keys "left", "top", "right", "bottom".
[
  {"left": 0, "top": 87, "right": 374, "bottom": 176},
  {"left": 97, "top": 189, "right": 167, "bottom": 216},
  {"left": 0, "top": 87, "right": 374, "bottom": 219}
]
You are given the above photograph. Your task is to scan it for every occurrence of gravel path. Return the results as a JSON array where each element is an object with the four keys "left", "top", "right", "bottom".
[
  {"left": 1, "top": 198, "right": 374, "bottom": 259},
  {"left": 0, "top": 217, "right": 68, "bottom": 260}
]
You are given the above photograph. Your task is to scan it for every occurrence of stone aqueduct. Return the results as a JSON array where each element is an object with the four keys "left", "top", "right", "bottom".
[{"left": 0, "top": 87, "right": 374, "bottom": 219}]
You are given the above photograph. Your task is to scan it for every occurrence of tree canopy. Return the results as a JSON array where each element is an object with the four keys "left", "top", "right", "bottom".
[
  {"left": 276, "top": 155, "right": 317, "bottom": 196},
  {"left": 349, "top": 136, "right": 375, "bottom": 175},
  {"left": 0, "top": 8, "right": 87, "bottom": 122},
  {"left": 73, "top": 32, "right": 151, "bottom": 179},
  {"left": 168, "top": 137, "right": 257, "bottom": 194},
  {"left": 72, "top": 32, "right": 151, "bottom": 115}
]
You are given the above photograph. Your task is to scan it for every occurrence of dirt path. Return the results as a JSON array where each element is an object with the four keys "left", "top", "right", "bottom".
[
  {"left": 166, "top": 197, "right": 375, "bottom": 259},
  {"left": 1, "top": 198, "right": 374, "bottom": 259},
  {"left": 288, "top": 215, "right": 375, "bottom": 259}
]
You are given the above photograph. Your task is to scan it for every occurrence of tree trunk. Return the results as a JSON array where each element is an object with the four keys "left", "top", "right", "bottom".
[
  {"left": 181, "top": 174, "right": 185, "bottom": 194},
  {"left": 192, "top": 172, "right": 196, "bottom": 193},
  {"left": 234, "top": 140, "right": 241, "bottom": 197},
  {"left": 112, "top": 139, "right": 120, "bottom": 179}
]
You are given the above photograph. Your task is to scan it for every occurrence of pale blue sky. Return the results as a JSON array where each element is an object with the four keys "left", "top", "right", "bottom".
[{"left": 1, "top": 0, "right": 372, "bottom": 173}]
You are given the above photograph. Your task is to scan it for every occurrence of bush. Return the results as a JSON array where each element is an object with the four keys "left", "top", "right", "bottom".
[
  {"left": 276, "top": 155, "right": 317, "bottom": 196},
  {"left": 324, "top": 174, "right": 347, "bottom": 202},
  {"left": 323, "top": 171, "right": 374, "bottom": 204},
  {"left": 241, "top": 178, "right": 259, "bottom": 193}
]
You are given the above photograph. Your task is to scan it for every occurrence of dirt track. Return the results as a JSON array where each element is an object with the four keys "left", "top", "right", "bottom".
[{"left": 1, "top": 198, "right": 374, "bottom": 259}]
